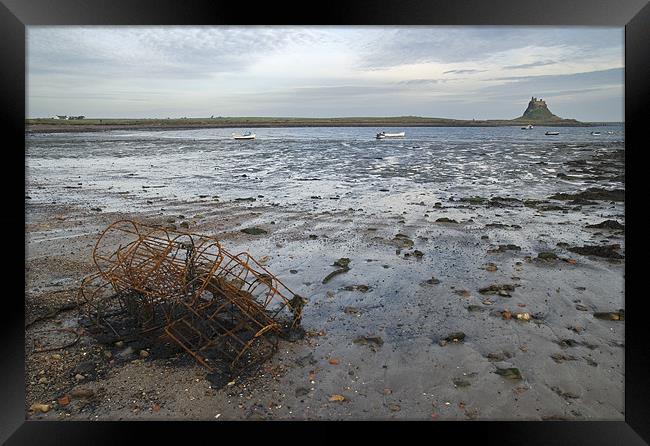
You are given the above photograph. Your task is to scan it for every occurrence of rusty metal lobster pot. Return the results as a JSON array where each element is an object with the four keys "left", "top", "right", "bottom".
[{"left": 78, "top": 219, "right": 305, "bottom": 373}]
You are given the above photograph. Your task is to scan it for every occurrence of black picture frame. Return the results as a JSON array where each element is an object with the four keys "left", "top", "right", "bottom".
[{"left": 3, "top": 0, "right": 648, "bottom": 444}]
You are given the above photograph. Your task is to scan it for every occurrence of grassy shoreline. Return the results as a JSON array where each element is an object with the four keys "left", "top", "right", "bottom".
[{"left": 25, "top": 116, "right": 606, "bottom": 133}]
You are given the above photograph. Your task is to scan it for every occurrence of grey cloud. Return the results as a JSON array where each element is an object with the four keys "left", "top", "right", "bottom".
[
  {"left": 398, "top": 78, "right": 447, "bottom": 85},
  {"left": 470, "top": 67, "right": 624, "bottom": 119},
  {"left": 28, "top": 26, "right": 315, "bottom": 79},
  {"left": 504, "top": 60, "right": 557, "bottom": 70},
  {"left": 443, "top": 69, "right": 486, "bottom": 75},
  {"left": 355, "top": 27, "right": 622, "bottom": 69},
  {"left": 26, "top": 27, "right": 624, "bottom": 121},
  {"left": 487, "top": 67, "right": 623, "bottom": 85},
  {"left": 235, "top": 85, "right": 402, "bottom": 103}
]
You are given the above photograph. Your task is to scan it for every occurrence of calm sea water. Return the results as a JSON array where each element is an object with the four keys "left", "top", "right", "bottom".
[{"left": 26, "top": 125, "right": 624, "bottom": 213}]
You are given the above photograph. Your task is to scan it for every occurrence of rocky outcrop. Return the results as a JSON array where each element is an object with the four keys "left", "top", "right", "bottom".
[{"left": 514, "top": 97, "right": 582, "bottom": 124}]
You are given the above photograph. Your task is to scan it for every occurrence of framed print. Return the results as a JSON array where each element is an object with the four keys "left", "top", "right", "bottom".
[{"left": 2, "top": 0, "right": 649, "bottom": 443}]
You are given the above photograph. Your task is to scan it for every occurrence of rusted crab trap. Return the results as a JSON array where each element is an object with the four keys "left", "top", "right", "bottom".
[{"left": 78, "top": 220, "right": 306, "bottom": 374}]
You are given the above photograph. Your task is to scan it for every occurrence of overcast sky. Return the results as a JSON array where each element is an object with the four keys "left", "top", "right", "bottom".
[{"left": 27, "top": 26, "right": 624, "bottom": 121}]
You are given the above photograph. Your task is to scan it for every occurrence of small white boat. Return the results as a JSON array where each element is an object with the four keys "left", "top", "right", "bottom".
[
  {"left": 232, "top": 131, "right": 256, "bottom": 140},
  {"left": 545, "top": 131, "right": 560, "bottom": 136},
  {"left": 521, "top": 125, "right": 534, "bottom": 130},
  {"left": 591, "top": 131, "right": 601, "bottom": 136},
  {"left": 376, "top": 131, "right": 405, "bottom": 139}
]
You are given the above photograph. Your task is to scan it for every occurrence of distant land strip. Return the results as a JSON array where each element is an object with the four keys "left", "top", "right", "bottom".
[{"left": 25, "top": 116, "right": 615, "bottom": 133}]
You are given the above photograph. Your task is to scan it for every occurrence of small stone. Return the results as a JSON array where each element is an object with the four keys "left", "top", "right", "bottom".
[
  {"left": 568, "top": 244, "right": 624, "bottom": 259},
  {"left": 295, "top": 387, "right": 310, "bottom": 397},
  {"left": 550, "top": 352, "right": 577, "bottom": 363},
  {"left": 494, "top": 367, "right": 522, "bottom": 380},
  {"left": 30, "top": 403, "right": 50, "bottom": 413},
  {"left": 75, "top": 374, "right": 85, "bottom": 381},
  {"left": 486, "top": 351, "right": 511, "bottom": 362},
  {"left": 389, "top": 404, "right": 401, "bottom": 412},
  {"left": 117, "top": 346, "right": 134, "bottom": 358},
  {"left": 444, "top": 332, "right": 465, "bottom": 343},
  {"left": 479, "top": 284, "right": 515, "bottom": 296},
  {"left": 344, "top": 306, "right": 360, "bottom": 315},
  {"left": 73, "top": 361, "right": 95, "bottom": 375},
  {"left": 322, "top": 267, "right": 349, "bottom": 284},
  {"left": 483, "top": 263, "right": 498, "bottom": 272},
  {"left": 70, "top": 388, "right": 94, "bottom": 398},
  {"left": 593, "top": 310, "right": 625, "bottom": 321},
  {"left": 585, "top": 220, "right": 625, "bottom": 230},
  {"left": 467, "top": 304, "right": 486, "bottom": 312},
  {"left": 139, "top": 350, "right": 149, "bottom": 358},
  {"left": 342, "top": 285, "right": 371, "bottom": 292},
  {"left": 353, "top": 336, "right": 384, "bottom": 347},
  {"left": 57, "top": 395, "right": 70, "bottom": 406},
  {"left": 537, "top": 251, "right": 558, "bottom": 261},
  {"left": 333, "top": 258, "right": 351, "bottom": 268},
  {"left": 38, "top": 377, "right": 48, "bottom": 384},
  {"left": 115, "top": 341, "right": 124, "bottom": 348},
  {"left": 241, "top": 227, "right": 268, "bottom": 235}
]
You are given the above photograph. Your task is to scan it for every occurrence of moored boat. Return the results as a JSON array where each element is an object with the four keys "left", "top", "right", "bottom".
[
  {"left": 232, "top": 131, "right": 256, "bottom": 140},
  {"left": 545, "top": 131, "right": 560, "bottom": 135},
  {"left": 376, "top": 131, "right": 405, "bottom": 139},
  {"left": 521, "top": 125, "right": 534, "bottom": 130}
]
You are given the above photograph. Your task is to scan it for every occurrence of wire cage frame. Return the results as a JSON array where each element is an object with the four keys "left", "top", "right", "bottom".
[{"left": 78, "top": 220, "right": 306, "bottom": 373}]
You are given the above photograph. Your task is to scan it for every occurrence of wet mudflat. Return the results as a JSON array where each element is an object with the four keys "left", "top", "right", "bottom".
[{"left": 25, "top": 126, "right": 624, "bottom": 420}]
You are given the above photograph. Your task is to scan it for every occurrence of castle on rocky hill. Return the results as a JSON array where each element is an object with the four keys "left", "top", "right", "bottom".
[{"left": 518, "top": 96, "right": 562, "bottom": 121}]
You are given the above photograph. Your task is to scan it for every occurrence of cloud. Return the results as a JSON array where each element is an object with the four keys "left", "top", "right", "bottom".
[
  {"left": 27, "top": 26, "right": 318, "bottom": 79},
  {"left": 470, "top": 67, "right": 624, "bottom": 119},
  {"left": 26, "top": 26, "right": 624, "bottom": 121},
  {"left": 443, "top": 69, "right": 486, "bottom": 75},
  {"left": 398, "top": 78, "right": 447, "bottom": 85},
  {"left": 504, "top": 60, "right": 556, "bottom": 70},
  {"left": 488, "top": 67, "right": 623, "bottom": 85}
]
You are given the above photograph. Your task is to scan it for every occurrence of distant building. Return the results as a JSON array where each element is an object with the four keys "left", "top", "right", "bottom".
[
  {"left": 54, "top": 115, "right": 67, "bottom": 120},
  {"left": 67, "top": 115, "right": 85, "bottom": 120}
]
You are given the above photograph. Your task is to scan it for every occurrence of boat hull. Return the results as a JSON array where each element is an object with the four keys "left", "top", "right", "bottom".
[{"left": 376, "top": 132, "right": 405, "bottom": 139}]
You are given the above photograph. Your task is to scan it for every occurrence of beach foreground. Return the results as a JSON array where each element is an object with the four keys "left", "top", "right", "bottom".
[{"left": 25, "top": 127, "right": 624, "bottom": 420}]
